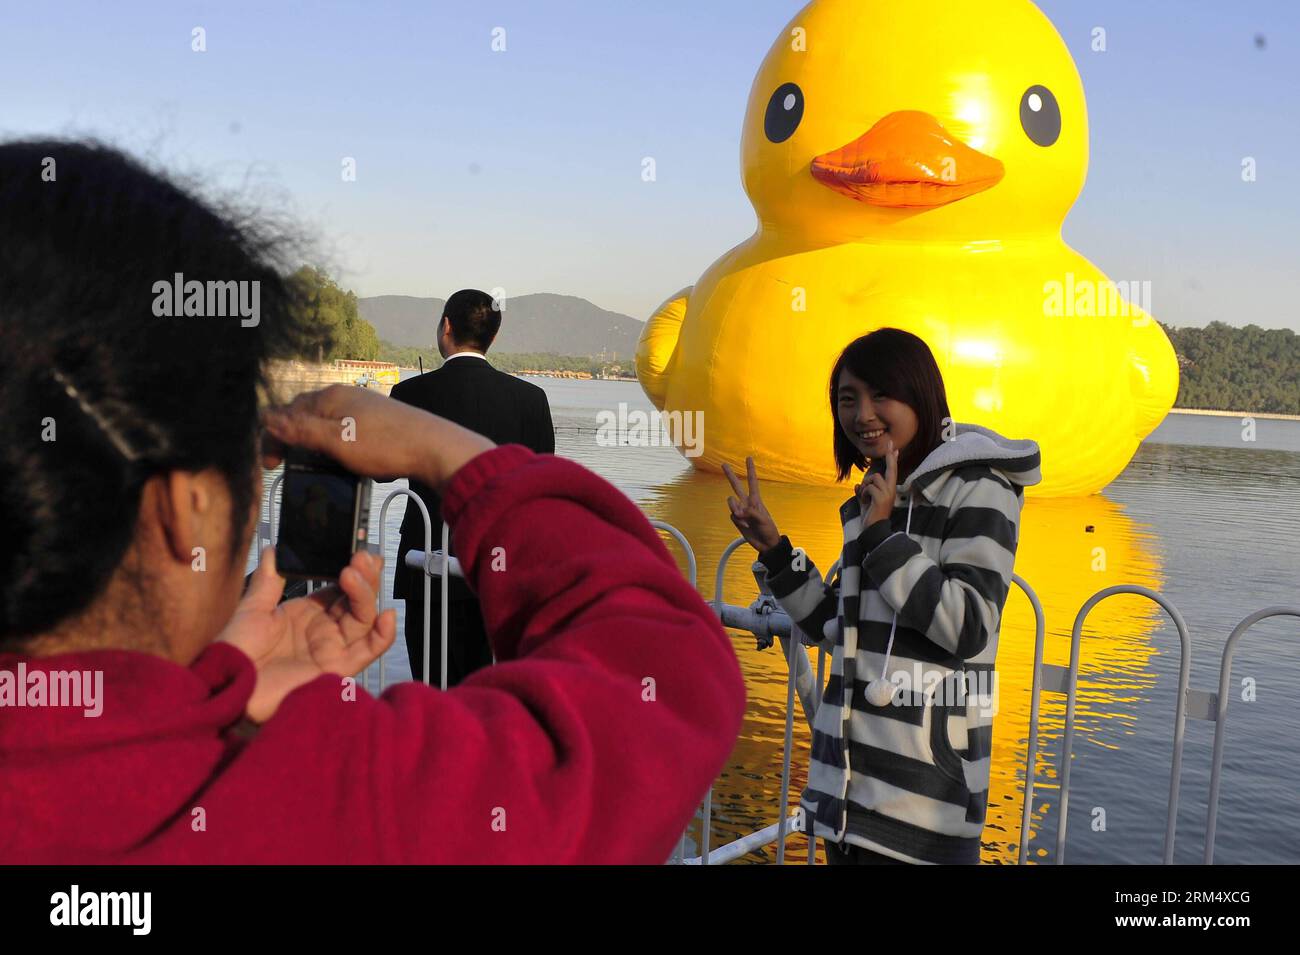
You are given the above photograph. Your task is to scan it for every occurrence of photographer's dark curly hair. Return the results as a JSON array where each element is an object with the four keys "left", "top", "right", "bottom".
[
  {"left": 0, "top": 140, "right": 320, "bottom": 639},
  {"left": 829, "top": 328, "right": 953, "bottom": 482}
]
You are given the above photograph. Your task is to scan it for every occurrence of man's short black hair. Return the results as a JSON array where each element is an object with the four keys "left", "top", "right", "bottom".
[{"left": 442, "top": 289, "right": 500, "bottom": 352}]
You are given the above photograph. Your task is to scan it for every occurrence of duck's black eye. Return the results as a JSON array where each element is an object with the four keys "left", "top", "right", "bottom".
[
  {"left": 764, "top": 82, "right": 804, "bottom": 143},
  {"left": 1019, "top": 85, "right": 1061, "bottom": 146}
]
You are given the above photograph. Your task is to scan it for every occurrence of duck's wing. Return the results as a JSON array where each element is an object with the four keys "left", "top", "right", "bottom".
[
  {"left": 1127, "top": 307, "right": 1180, "bottom": 441},
  {"left": 635, "top": 286, "right": 692, "bottom": 410}
]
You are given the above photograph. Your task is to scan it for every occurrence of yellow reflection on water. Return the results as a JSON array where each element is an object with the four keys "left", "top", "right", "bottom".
[{"left": 643, "top": 468, "right": 1165, "bottom": 864}]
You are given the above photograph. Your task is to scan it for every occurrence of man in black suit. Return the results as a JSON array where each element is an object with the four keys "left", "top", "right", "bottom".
[{"left": 389, "top": 289, "right": 554, "bottom": 686}]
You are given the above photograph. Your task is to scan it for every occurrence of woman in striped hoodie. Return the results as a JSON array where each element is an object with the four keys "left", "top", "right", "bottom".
[{"left": 723, "top": 328, "right": 1041, "bottom": 864}]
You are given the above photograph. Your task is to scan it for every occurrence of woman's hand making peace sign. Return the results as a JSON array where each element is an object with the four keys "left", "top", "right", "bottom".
[
  {"left": 856, "top": 436, "right": 899, "bottom": 528},
  {"left": 722, "top": 456, "right": 782, "bottom": 554}
]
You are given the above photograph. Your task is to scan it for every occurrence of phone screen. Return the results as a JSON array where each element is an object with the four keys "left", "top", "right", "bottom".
[{"left": 277, "top": 468, "right": 360, "bottom": 579}]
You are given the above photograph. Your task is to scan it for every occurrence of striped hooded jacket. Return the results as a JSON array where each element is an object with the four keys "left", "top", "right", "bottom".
[{"left": 757, "top": 423, "right": 1041, "bottom": 864}]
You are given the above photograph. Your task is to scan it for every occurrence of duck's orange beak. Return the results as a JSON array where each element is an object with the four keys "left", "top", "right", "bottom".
[{"left": 811, "top": 110, "right": 1004, "bottom": 208}]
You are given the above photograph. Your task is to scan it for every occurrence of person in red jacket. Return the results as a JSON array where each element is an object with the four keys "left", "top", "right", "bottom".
[{"left": 0, "top": 140, "right": 746, "bottom": 864}]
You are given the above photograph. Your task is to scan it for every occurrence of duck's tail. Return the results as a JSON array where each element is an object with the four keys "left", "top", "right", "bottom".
[{"left": 635, "top": 287, "right": 692, "bottom": 411}]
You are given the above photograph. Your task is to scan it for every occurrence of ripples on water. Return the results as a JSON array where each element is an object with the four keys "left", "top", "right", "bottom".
[{"left": 251, "top": 380, "right": 1300, "bottom": 864}]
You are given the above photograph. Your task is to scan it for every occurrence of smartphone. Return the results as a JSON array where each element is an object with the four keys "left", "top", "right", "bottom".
[
  {"left": 275, "top": 449, "right": 372, "bottom": 581},
  {"left": 865, "top": 455, "right": 888, "bottom": 479}
]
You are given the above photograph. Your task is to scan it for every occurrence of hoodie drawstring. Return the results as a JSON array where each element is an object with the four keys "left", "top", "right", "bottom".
[{"left": 863, "top": 494, "right": 914, "bottom": 707}]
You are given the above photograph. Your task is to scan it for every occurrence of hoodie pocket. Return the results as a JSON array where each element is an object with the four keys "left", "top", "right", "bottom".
[{"left": 928, "top": 695, "right": 967, "bottom": 788}]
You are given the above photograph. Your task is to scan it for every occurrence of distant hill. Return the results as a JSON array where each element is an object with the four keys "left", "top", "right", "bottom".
[{"left": 358, "top": 293, "right": 644, "bottom": 359}]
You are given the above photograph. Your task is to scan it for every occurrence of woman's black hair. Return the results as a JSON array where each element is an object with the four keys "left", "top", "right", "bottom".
[
  {"left": 0, "top": 139, "right": 321, "bottom": 639},
  {"left": 829, "top": 328, "right": 953, "bottom": 482},
  {"left": 443, "top": 289, "right": 501, "bottom": 351}
]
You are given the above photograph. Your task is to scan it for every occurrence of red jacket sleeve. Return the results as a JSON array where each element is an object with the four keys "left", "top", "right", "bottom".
[{"left": 308, "top": 445, "right": 745, "bottom": 863}]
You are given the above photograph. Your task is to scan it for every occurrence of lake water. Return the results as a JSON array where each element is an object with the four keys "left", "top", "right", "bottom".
[{"left": 252, "top": 376, "right": 1300, "bottom": 865}]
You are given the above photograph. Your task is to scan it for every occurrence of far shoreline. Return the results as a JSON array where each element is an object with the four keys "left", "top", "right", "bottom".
[
  {"left": 1168, "top": 408, "right": 1300, "bottom": 422},
  {"left": 391, "top": 366, "right": 1299, "bottom": 420}
]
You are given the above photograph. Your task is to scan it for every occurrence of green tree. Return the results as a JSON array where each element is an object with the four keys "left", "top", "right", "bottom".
[
  {"left": 290, "top": 266, "right": 380, "bottom": 361},
  {"left": 1161, "top": 321, "right": 1299, "bottom": 415}
]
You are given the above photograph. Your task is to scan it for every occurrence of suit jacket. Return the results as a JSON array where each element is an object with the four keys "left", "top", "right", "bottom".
[{"left": 389, "top": 356, "right": 554, "bottom": 602}]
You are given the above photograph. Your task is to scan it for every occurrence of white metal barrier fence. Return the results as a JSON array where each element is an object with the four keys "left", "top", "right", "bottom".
[{"left": 257, "top": 482, "right": 1298, "bottom": 865}]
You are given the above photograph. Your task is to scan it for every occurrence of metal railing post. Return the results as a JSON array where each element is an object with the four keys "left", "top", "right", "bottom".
[
  {"left": 775, "top": 623, "right": 800, "bottom": 864},
  {"left": 1203, "top": 607, "right": 1300, "bottom": 863},
  {"left": 1012, "top": 574, "right": 1046, "bottom": 865},
  {"left": 699, "top": 536, "right": 754, "bottom": 864},
  {"left": 1056, "top": 585, "right": 1192, "bottom": 864},
  {"left": 648, "top": 520, "right": 699, "bottom": 866},
  {"left": 439, "top": 522, "right": 450, "bottom": 691},
  {"left": 377, "top": 490, "right": 434, "bottom": 686}
]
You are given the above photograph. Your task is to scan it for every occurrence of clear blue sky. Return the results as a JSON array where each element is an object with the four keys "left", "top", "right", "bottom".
[{"left": 2, "top": 0, "right": 1297, "bottom": 332}]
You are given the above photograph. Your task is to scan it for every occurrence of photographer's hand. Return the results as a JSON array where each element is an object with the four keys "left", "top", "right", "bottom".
[
  {"left": 220, "top": 547, "right": 397, "bottom": 723},
  {"left": 262, "top": 384, "right": 496, "bottom": 491}
]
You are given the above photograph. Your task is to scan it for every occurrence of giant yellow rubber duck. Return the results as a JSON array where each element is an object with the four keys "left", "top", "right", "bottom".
[{"left": 635, "top": 0, "right": 1178, "bottom": 496}]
